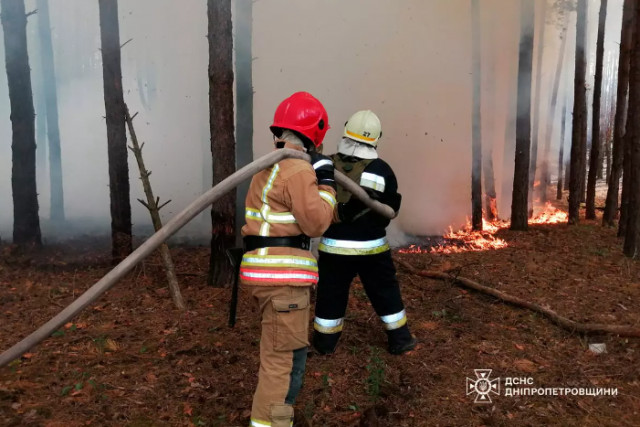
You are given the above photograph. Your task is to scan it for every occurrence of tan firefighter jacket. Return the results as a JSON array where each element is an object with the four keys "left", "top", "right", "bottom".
[{"left": 239, "top": 143, "right": 337, "bottom": 287}]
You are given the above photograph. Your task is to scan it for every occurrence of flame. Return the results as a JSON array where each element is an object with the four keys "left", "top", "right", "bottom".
[
  {"left": 399, "top": 202, "right": 567, "bottom": 254},
  {"left": 529, "top": 202, "right": 568, "bottom": 224}
]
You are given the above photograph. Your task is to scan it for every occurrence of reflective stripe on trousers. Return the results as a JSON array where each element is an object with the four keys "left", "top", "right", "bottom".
[
  {"left": 318, "top": 237, "right": 389, "bottom": 255},
  {"left": 313, "top": 316, "right": 344, "bottom": 334},
  {"left": 381, "top": 309, "right": 407, "bottom": 330}
]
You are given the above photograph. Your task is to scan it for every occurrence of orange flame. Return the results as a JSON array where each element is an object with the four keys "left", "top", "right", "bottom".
[{"left": 399, "top": 202, "right": 567, "bottom": 254}]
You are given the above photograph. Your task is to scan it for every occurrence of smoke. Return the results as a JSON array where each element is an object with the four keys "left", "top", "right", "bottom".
[{"left": 0, "top": 0, "right": 626, "bottom": 243}]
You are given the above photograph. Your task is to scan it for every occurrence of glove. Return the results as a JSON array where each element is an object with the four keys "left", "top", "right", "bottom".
[
  {"left": 309, "top": 152, "right": 336, "bottom": 190},
  {"left": 337, "top": 197, "right": 368, "bottom": 223}
]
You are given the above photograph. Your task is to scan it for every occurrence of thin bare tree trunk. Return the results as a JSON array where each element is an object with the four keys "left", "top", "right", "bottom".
[
  {"left": 207, "top": 0, "right": 236, "bottom": 287},
  {"left": 1, "top": 0, "right": 42, "bottom": 246},
  {"left": 125, "top": 106, "right": 186, "bottom": 311},
  {"left": 557, "top": 102, "right": 567, "bottom": 200},
  {"left": 471, "top": 0, "right": 483, "bottom": 230},
  {"left": 510, "top": 0, "right": 535, "bottom": 231},
  {"left": 541, "top": 26, "right": 568, "bottom": 204},
  {"left": 99, "top": 0, "right": 132, "bottom": 261},
  {"left": 586, "top": 0, "right": 608, "bottom": 220},
  {"left": 36, "top": 0, "right": 64, "bottom": 221},
  {"left": 604, "top": 0, "right": 634, "bottom": 227},
  {"left": 568, "top": 0, "right": 588, "bottom": 225},
  {"left": 528, "top": 0, "right": 547, "bottom": 217}
]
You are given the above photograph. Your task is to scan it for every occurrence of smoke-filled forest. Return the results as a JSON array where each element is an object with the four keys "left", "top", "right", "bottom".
[{"left": 1, "top": 0, "right": 640, "bottom": 425}]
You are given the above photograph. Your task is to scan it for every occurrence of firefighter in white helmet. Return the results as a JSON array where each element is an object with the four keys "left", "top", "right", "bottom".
[{"left": 312, "top": 110, "right": 417, "bottom": 355}]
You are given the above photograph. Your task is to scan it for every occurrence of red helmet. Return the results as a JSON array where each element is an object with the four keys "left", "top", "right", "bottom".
[{"left": 270, "top": 92, "right": 330, "bottom": 148}]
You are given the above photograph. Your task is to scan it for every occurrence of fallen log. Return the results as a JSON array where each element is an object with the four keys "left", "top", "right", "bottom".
[
  {"left": 0, "top": 149, "right": 395, "bottom": 368},
  {"left": 396, "top": 258, "right": 640, "bottom": 338}
]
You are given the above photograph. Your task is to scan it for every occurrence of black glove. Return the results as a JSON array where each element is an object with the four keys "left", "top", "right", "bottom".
[
  {"left": 337, "top": 197, "right": 368, "bottom": 223},
  {"left": 309, "top": 152, "right": 336, "bottom": 190}
]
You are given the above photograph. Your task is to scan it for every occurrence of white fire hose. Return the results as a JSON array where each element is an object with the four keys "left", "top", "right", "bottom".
[{"left": 0, "top": 148, "right": 395, "bottom": 367}]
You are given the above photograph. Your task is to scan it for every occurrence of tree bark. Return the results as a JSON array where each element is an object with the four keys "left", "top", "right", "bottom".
[
  {"left": 604, "top": 0, "right": 634, "bottom": 227},
  {"left": 568, "top": 0, "right": 588, "bottom": 225},
  {"left": 471, "top": 0, "right": 483, "bottom": 230},
  {"left": 510, "top": 0, "right": 535, "bottom": 231},
  {"left": 36, "top": 0, "right": 64, "bottom": 221},
  {"left": 34, "top": 54, "right": 47, "bottom": 185},
  {"left": 557, "top": 102, "right": 568, "bottom": 200},
  {"left": 207, "top": 0, "right": 236, "bottom": 287},
  {"left": 623, "top": 0, "right": 640, "bottom": 257},
  {"left": 1, "top": 0, "right": 42, "bottom": 246},
  {"left": 541, "top": 25, "right": 568, "bottom": 204},
  {"left": 99, "top": 0, "right": 132, "bottom": 261},
  {"left": 586, "top": 0, "right": 608, "bottom": 220},
  {"left": 235, "top": 0, "right": 253, "bottom": 245},
  {"left": 528, "top": 0, "right": 547, "bottom": 217}
]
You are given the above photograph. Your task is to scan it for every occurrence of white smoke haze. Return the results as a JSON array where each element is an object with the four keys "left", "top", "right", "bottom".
[{"left": 0, "top": 0, "right": 625, "bottom": 244}]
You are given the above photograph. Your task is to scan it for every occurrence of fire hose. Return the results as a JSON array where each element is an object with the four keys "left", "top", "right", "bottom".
[{"left": 0, "top": 148, "right": 395, "bottom": 367}]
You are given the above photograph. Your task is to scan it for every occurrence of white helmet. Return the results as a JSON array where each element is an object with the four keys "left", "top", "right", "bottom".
[{"left": 343, "top": 110, "right": 382, "bottom": 147}]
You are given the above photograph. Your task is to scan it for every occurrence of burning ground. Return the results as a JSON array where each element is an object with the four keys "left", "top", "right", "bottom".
[{"left": 1, "top": 199, "right": 640, "bottom": 426}]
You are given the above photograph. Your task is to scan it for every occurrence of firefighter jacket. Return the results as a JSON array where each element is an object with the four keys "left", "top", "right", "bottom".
[
  {"left": 319, "top": 153, "right": 401, "bottom": 255},
  {"left": 240, "top": 143, "right": 337, "bottom": 287}
]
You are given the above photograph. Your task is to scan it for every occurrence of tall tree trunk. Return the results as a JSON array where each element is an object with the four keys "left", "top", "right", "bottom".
[
  {"left": 99, "top": 0, "right": 132, "bottom": 261},
  {"left": 471, "top": 0, "right": 483, "bottom": 231},
  {"left": 1, "top": 0, "right": 42, "bottom": 246},
  {"left": 207, "top": 0, "right": 236, "bottom": 287},
  {"left": 557, "top": 102, "right": 568, "bottom": 200},
  {"left": 541, "top": 25, "right": 568, "bottom": 204},
  {"left": 604, "top": 0, "right": 634, "bottom": 227},
  {"left": 528, "top": 0, "right": 547, "bottom": 217},
  {"left": 36, "top": 0, "right": 64, "bottom": 221},
  {"left": 235, "top": 0, "right": 253, "bottom": 245},
  {"left": 586, "top": 0, "right": 608, "bottom": 220},
  {"left": 623, "top": 0, "right": 640, "bottom": 257},
  {"left": 568, "top": 0, "right": 589, "bottom": 225},
  {"left": 34, "top": 58, "right": 47, "bottom": 184},
  {"left": 510, "top": 0, "right": 535, "bottom": 231}
]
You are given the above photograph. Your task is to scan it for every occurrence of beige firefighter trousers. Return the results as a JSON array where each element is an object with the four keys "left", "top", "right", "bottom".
[{"left": 246, "top": 285, "right": 310, "bottom": 427}]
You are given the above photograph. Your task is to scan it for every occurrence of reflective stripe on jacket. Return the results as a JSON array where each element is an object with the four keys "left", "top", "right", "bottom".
[
  {"left": 240, "top": 143, "right": 336, "bottom": 286},
  {"left": 318, "top": 236, "right": 390, "bottom": 255}
]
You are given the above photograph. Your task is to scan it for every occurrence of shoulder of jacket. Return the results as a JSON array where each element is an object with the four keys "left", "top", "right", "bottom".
[
  {"left": 364, "top": 158, "right": 394, "bottom": 176},
  {"left": 277, "top": 158, "right": 314, "bottom": 180}
]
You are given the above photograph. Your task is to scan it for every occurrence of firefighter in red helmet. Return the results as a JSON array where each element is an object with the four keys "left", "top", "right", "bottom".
[{"left": 240, "top": 92, "right": 336, "bottom": 426}]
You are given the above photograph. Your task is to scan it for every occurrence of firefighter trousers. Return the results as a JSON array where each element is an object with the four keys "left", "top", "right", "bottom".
[
  {"left": 245, "top": 285, "right": 310, "bottom": 427},
  {"left": 313, "top": 250, "right": 414, "bottom": 354}
]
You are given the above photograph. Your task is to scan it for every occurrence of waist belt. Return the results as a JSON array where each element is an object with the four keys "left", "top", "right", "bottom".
[{"left": 243, "top": 234, "right": 311, "bottom": 251}]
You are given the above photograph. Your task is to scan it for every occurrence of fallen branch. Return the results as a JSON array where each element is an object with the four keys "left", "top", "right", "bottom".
[
  {"left": 395, "top": 258, "right": 640, "bottom": 338},
  {"left": 125, "top": 104, "right": 185, "bottom": 311}
]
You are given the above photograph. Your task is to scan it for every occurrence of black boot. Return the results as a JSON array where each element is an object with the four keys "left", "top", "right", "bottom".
[
  {"left": 312, "top": 330, "right": 341, "bottom": 355},
  {"left": 387, "top": 325, "right": 417, "bottom": 355}
]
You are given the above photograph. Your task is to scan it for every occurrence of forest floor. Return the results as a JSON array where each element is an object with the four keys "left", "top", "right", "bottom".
[{"left": 1, "top": 187, "right": 640, "bottom": 427}]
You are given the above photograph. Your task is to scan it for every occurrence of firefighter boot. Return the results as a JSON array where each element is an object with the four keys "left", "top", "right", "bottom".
[
  {"left": 312, "top": 329, "right": 342, "bottom": 355},
  {"left": 387, "top": 325, "right": 417, "bottom": 355}
]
